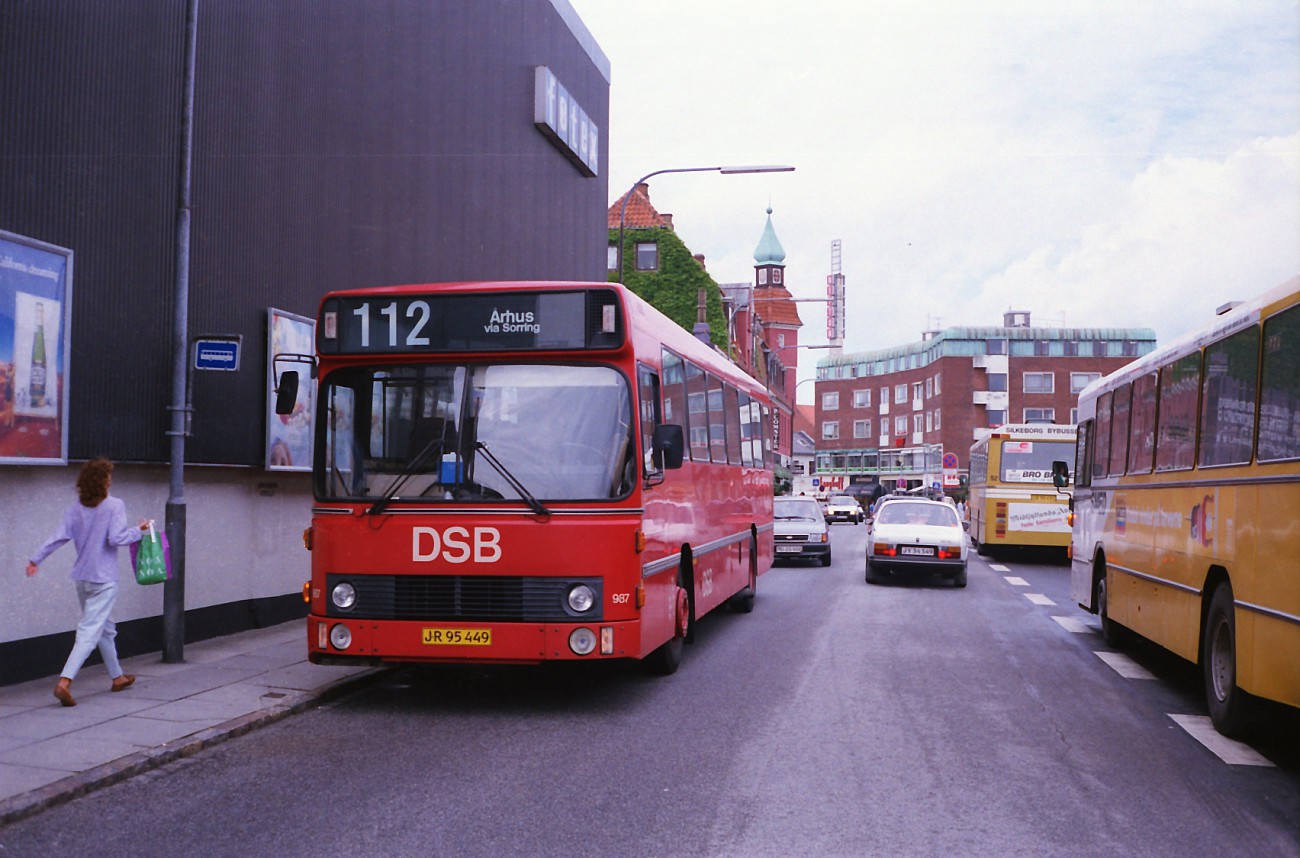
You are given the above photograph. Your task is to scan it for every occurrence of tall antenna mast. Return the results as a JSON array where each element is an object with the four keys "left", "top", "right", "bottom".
[{"left": 826, "top": 240, "right": 845, "bottom": 351}]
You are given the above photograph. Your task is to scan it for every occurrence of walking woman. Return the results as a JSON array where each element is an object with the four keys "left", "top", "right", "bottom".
[{"left": 26, "top": 458, "right": 149, "bottom": 707}]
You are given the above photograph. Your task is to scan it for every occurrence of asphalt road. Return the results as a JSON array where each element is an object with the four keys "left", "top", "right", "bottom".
[{"left": 4, "top": 523, "right": 1298, "bottom": 856}]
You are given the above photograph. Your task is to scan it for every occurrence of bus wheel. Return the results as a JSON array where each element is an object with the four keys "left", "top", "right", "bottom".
[
  {"left": 646, "top": 577, "right": 690, "bottom": 675},
  {"left": 1097, "top": 569, "right": 1128, "bottom": 647},
  {"left": 1203, "top": 583, "right": 1250, "bottom": 738},
  {"left": 728, "top": 540, "right": 757, "bottom": 614}
]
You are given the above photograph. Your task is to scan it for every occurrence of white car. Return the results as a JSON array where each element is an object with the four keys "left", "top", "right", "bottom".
[
  {"left": 823, "top": 494, "right": 864, "bottom": 524},
  {"left": 773, "top": 496, "right": 832, "bottom": 566},
  {"left": 865, "top": 498, "right": 968, "bottom": 587}
]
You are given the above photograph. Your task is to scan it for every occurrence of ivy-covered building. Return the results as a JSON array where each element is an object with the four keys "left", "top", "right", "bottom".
[{"left": 607, "top": 186, "right": 803, "bottom": 470}]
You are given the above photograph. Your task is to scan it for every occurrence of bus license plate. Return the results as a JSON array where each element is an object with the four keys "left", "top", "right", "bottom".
[
  {"left": 422, "top": 628, "right": 492, "bottom": 646},
  {"left": 900, "top": 546, "right": 934, "bottom": 556}
]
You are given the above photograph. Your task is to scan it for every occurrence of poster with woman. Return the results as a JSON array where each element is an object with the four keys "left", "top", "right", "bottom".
[
  {"left": 1, "top": 230, "right": 72, "bottom": 465},
  {"left": 265, "top": 308, "right": 315, "bottom": 471}
]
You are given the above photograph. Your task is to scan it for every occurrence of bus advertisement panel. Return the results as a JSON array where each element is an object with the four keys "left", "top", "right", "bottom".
[
  {"left": 1068, "top": 276, "right": 1300, "bottom": 736},
  {"left": 284, "top": 282, "right": 774, "bottom": 675},
  {"left": 968, "top": 423, "right": 1076, "bottom": 557}
]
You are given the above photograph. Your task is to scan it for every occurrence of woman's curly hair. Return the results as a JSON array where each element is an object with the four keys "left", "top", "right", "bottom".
[{"left": 76, "top": 458, "right": 113, "bottom": 507}]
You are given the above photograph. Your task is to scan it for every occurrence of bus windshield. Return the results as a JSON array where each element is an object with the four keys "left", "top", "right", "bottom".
[
  {"left": 999, "top": 439, "right": 1075, "bottom": 483},
  {"left": 319, "top": 363, "right": 634, "bottom": 503}
]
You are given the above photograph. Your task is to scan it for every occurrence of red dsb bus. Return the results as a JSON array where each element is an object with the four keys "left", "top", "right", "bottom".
[{"left": 277, "top": 281, "right": 774, "bottom": 674}]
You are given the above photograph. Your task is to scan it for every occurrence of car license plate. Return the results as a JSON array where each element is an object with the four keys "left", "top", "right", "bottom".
[
  {"left": 422, "top": 627, "right": 492, "bottom": 646},
  {"left": 900, "top": 546, "right": 934, "bottom": 556},
  {"left": 776, "top": 545, "right": 802, "bottom": 553}
]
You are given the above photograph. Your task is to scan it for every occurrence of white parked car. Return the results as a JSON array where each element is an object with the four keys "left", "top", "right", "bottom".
[{"left": 865, "top": 498, "right": 968, "bottom": 587}]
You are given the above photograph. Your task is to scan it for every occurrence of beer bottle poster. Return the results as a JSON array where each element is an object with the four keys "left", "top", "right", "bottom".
[{"left": 1, "top": 230, "right": 71, "bottom": 464}]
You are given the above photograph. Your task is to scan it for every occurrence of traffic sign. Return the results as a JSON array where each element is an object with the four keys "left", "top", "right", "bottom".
[{"left": 194, "top": 337, "right": 241, "bottom": 371}]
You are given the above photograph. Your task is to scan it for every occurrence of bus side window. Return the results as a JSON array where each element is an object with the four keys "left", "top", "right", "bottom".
[
  {"left": 637, "top": 363, "right": 663, "bottom": 483},
  {"left": 1094, "top": 391, "right": 1112, "bottom": 480},
  {"left": 1198, "top": 325, "right": 1260, "bottom": 467},
  {"left": 1259, "top": 304, "right": 1300, "bottom": 462},
  {"left": 1075, "top": 420, "right": 1092, "bottom": 488}
]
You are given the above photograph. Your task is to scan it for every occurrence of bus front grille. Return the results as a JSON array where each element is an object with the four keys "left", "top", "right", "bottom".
[{"left": 323, "top": 574, "right": 602, "bottom": 622}]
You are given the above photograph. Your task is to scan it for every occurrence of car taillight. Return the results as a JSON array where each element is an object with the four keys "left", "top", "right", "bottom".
[{"left": 873, "top": 544, "right": 897, "bottom": 557}]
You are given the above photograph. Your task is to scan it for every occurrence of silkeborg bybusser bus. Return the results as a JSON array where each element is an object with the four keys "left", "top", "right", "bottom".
[
  {"left": 1064, "top": 275, "right": 1300, "bottom": 736},
  {"left": 967, "top": 423, "right": 1077, "bottom": 558},
  {"left": 275, "top": 281, "right": 775, "bottom": 674}
]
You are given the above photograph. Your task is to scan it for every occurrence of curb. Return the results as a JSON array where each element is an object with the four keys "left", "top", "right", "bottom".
[{"left": 0, "top": 668, "right": 386, "bottom": 829}]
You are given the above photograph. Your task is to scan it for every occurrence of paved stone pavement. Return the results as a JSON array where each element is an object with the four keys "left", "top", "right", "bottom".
[{"left": 0, "top": 621, "right": 381, "bottom": 826}]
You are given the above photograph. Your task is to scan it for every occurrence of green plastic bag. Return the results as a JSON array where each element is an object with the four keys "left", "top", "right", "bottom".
[{"left": 132, "top": 522, "right": 170, "bottom": 585}]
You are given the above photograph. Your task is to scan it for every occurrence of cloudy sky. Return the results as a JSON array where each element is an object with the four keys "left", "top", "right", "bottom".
[{"left": 566, "top": 0, "right": 1300, "bottom": 401}]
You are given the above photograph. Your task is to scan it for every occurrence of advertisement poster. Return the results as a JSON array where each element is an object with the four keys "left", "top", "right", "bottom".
[
  {"left": 265, "top": 308, "right": 315, "bottom": 471},
  {"left": 1, "top": 230, "right": 72, "bottom": 465}
]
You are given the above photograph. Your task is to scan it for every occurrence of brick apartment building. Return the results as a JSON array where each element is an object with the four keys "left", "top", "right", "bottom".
[{"left": 812, "top": 311, "right": 1156, "bottom": 498}]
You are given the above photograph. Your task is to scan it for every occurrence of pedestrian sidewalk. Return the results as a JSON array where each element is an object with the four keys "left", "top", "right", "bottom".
[{"left": 0, "top": 621, "right": 381, "bottom": 827}]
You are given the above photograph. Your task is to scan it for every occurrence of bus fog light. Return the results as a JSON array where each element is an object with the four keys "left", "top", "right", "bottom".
[
  {"left": 329, "top": 623, "right": 352, "bottom": 650},
  {"left": 569, "top": 627, "right": 597, "bottom": 655},
  {"left": 567, "top": 584, "right": 595, "bottom": 613}
]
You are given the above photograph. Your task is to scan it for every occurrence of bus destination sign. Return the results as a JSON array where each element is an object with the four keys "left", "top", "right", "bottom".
[{"left": 319, "top": 289, "right": 623, "bottom": 355}]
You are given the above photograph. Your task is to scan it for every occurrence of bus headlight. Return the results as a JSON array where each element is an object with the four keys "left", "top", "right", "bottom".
[
  {"left": 569, "top": 627, "right": 597, "bottom": 655},
  {"left": 332, "top": 582, "right": 357, "bottom": 610},
  {"left": 567, "top": 584, "right": 596, "bottom": 613},
  {"left": 328, "top": 623, "right": 352, "bottom": 650}
]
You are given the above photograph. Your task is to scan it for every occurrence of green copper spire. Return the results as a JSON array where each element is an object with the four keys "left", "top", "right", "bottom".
[{"left": 753, "top": 205, "right": 786, "bottom": 265}]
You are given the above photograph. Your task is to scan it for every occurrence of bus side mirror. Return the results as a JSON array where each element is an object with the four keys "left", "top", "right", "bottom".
[
  {"left": 275, "top": 371, "right": 300, "bottom": 415},
  {"left": 1051, "top": 460, "right": 1070, "bottom": 489},
  {"left": 652, "top": 424, "right": 685, "bottom": 470}
]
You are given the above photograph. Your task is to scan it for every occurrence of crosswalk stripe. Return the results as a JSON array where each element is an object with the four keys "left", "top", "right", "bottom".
[
  {"left": 1094, "top": 650, "right": 1157, "bottom": 680},
  {"left": 1168, "top": 715, "right": 1275, "bottom": 767}
]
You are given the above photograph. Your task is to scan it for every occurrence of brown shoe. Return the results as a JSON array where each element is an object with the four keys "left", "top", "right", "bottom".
[
  {"left": 54, "top": 679, "right": 76, "bottom": 707},
  {"left": 110, "top": 674, "right": 136, "bottom": 692}
]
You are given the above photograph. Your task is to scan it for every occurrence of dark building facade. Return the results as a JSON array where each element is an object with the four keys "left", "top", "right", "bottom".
[{"left": 1, "top": 0, "right": 609, "bottom": 465}]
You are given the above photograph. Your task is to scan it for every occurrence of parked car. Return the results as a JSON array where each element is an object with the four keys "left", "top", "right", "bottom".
[
  {"left": 865, "top": 498, "right": 968, "bottom": 586},
  {"left": 824, "top": 494, "right": 864, "bottom": 524},
  {"left": 773, "top": 495, "right": 832, "bottom": 566}
]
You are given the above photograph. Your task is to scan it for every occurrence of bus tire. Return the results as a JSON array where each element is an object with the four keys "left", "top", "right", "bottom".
[
  {"left": 646, "top": 570, "right": 690, "bottom": 675},
  {"left": 1203, "top": 582, "right": 1251, "bottom": 738},
  {"left": 728, "top": 536, "right": 757, "bottom": 614},
  {"left": 1096, "top": 565, "right": 1129, "bottom": 647}
]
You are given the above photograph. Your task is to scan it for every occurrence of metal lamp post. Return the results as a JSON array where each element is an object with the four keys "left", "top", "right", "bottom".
[{"left": 615, "top": 164, "right": 794, "bottom": 285}]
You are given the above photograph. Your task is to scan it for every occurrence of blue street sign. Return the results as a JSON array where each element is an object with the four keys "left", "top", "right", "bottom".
[{"left": 194, "top": 338, "right": 241, "bottom": 371}]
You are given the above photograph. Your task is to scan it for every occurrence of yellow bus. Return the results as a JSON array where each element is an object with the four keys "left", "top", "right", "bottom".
[
  {"left": 1066, "top": 275, "right": 1300, "bottom": 737},
  {"left": 968, "top": 423, "right": 1076, "bottom": 557}
]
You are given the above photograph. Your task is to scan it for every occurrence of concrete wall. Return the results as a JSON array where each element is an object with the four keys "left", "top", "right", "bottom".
[{"left": 4, "top": 464, "right": 310, "bottom": 646}]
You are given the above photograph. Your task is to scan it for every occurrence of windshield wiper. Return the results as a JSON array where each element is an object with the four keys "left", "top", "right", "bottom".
[
  {"left": 368, "top": 438, "right": 448, "bottom": 515},
  {"left": 474, "top": 441, "right": 550, "bottom": 517}
]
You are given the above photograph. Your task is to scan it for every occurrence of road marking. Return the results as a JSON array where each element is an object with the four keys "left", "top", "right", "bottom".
[
  {"left": 1168, "top": 715, "right": 1275, "bottom": 767},
  {"left": 1051, "top": 615, "right": 1090, "bottom": 633},
  {"left": 1094, "top": 650, "right": 1157, "bottom": 680},
  {"left": 1004, "top": 576, "right": 1030, "bottom": 586},
  {"left": 990, "top": 564, "right": 1011, "bottom": 572},
  {"left": 1024, "top": 593, "right": 1056, "bottom": 606}
]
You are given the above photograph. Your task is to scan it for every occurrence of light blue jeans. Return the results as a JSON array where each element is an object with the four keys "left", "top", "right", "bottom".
[{"left": 61, "top": 580, "right": 124, "bottom": 681}]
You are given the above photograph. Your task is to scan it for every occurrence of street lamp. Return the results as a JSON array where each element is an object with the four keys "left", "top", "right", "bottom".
[{"left": 615, "top": 164, "right": 795, "bottom": 285}]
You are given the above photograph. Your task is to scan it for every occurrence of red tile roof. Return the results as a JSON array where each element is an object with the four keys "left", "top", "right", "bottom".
[
  {"left": 608, "top": 183, "right": 672, "bottom": 229},
  {"left": 753, "top": 286, "right": 803, "bottom": 326}
]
